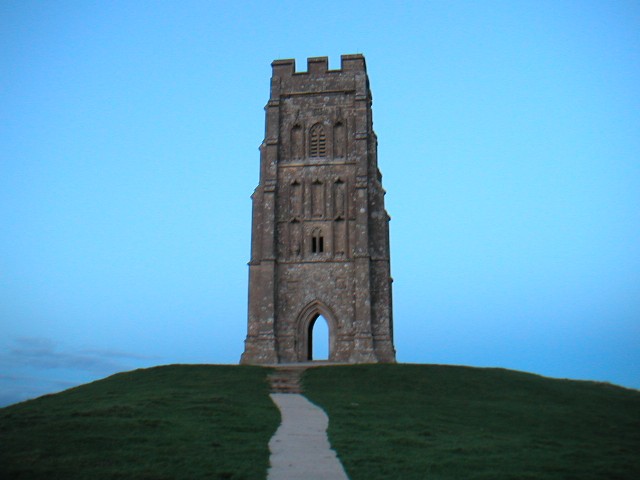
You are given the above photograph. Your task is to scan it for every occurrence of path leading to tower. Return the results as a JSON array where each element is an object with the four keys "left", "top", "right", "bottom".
[
  {"left": 266, "top": 365, "right": 350, "bottom": 480},
  {"left": 267, "top": 394, "right": 349, "bottom": 480}
]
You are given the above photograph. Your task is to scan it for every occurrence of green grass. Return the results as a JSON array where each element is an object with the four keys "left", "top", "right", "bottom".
[
  {"left": 303, "top": 364, "right": 640, "bottom": 480},
  {"left": 3, "top": 363, "right": 639, "bottom": 480},
  {"left": 0, "top": 365, "right": 279, "bottom": 480}
]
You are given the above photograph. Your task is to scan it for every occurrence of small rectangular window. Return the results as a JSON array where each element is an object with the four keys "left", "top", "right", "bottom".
[
  {"left": 319, "top": 236, "right": 324, "bottom": 253},
  {"left": 312, "top": 237, "right": 317, "bottom": 253}
]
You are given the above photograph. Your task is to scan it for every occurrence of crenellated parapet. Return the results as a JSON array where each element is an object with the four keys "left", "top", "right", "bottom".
[
  {"left": 270, "top": 54, "right": 370, "bottom": 100},
  {"left": 272, "top": 54, "right": 366, "bottom": 76}
]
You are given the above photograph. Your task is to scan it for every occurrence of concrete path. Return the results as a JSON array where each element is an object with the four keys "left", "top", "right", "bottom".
[{"left": 267, "top": 393, "right": 350, "bottom": 480}]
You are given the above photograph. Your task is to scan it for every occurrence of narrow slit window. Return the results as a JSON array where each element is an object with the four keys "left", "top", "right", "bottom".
[{"left": 311, "top": 230, "right": 323, "bottom": 254}]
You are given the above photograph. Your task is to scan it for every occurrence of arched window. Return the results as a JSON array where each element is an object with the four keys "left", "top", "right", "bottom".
[{"left": 309, "top": 124, "right": 326, "bottom": 157}]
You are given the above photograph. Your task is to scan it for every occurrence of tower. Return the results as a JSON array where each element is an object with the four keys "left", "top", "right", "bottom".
[{"left": 241, "top": 54, "right": 395, "bottom": 364}]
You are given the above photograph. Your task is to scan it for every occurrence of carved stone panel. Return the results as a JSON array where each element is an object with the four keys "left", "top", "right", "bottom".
[
  {"left": 333, "top": 121, "right": 346, "bottom": 158},
  {"left": 291, "top": 125, "right": 303, "bottom": 159},
  {"left": 290, "top": 180, "right": 302, "bottom": 218},
  {"left": 311, "top": 180, "right": 324, "bottom": 218},
  {"left": 334, "top": 179, "right": 346, "bottom": 218}
]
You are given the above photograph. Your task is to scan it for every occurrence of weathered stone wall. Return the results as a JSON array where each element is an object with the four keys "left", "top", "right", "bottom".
[{"left": 241, "top": 54, "right": 396, "bottom": 364}]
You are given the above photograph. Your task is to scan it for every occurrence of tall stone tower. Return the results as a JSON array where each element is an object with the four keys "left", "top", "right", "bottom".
[{"left": 241, "top": 54, "right": 395, "bottom": 364}]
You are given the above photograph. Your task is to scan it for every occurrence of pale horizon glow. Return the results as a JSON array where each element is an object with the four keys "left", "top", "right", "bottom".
[{"left": 1, "top": 1, "right": 639, "bottom": 406}]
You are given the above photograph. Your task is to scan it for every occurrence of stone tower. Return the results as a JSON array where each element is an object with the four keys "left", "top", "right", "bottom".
[{"left": 241, "top": 54, "right": 395, "bottom": 364}]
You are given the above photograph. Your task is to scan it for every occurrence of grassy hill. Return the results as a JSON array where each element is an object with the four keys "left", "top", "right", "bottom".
[
  {"left": 0, "top": 365, "right": 279, "bottom": 480},
  {"left": 304, "top": 365, "right": 640, "bottom": 480},
  {"left": 1, "top": 364, "right": 639, "bottom": 480}
]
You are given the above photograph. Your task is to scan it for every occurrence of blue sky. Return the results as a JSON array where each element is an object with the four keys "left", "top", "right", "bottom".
[{"left": 1, "top": 0, "right": 639, "bottom": 406}]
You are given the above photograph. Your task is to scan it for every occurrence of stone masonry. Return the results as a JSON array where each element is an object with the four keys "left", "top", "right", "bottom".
[{"left": 241, "top": 54, "right": 395, "bottom": 364}]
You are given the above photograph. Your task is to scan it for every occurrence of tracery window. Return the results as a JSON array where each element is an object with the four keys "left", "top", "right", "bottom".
[{"left": 309, "top": 124, "right": 326, "bottom": 157}]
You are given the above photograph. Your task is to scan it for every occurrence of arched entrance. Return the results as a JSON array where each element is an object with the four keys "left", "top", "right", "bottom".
[
  {"left": 296, "top": 301, "right": 337, "bottom": 362},
  {"left": 308, "top": 315, "right": 329, "bottom": 360}
]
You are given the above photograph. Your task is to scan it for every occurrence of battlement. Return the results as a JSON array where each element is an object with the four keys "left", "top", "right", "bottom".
[
  {"left": 269, "top": 54, "right": 370, "bottom": 100},
  {"left": 272, "top": 54, "right": 366, "bottom": 77}
]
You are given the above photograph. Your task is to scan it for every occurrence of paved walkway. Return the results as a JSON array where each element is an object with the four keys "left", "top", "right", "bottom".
[{"left": 267, "top": 393, "right": 349, "bottom": 480}]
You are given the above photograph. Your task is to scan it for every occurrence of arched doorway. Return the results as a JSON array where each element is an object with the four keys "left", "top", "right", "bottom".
[
  {"left": 308, "top": 315, "right": 329, "bottom": 361},
  {"left": 296, "top": 300, "right": 337, "bottom": 362}
]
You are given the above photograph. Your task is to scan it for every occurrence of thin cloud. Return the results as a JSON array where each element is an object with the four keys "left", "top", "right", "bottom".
[
  {"left": 0, "top": 371, "right": 81, "bottom": 407},
  {"left": 3, "top": 337, "right": 158, "bottom": 374},
  {"left": 0, "top": 337, "right": 162, "bottom": 406},
  {"left": 78, "top": 347, "right": 157, "bottom": 361}
]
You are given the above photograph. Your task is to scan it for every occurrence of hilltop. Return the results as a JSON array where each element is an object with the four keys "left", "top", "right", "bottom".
[{"left": 1, "top": 364, "right": 639, "bottom": 479}]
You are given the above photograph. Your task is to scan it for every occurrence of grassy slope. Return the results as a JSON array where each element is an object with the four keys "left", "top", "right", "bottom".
[
  {"left": 0, "top": 365, "right": 279, "bottom": 480},
  {"left": 3, "top": 364, "right": 639, "bottom": 480},
  {"left": 304, "top": 364, "right": 640, "bottom": 480}
]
